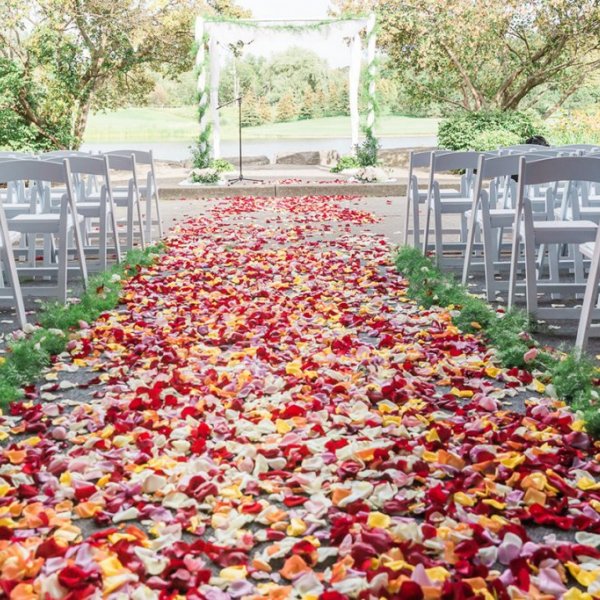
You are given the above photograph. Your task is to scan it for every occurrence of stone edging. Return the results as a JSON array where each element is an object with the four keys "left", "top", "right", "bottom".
[{"left": 161, "top": 182, "right": 408, "bottom": 199}]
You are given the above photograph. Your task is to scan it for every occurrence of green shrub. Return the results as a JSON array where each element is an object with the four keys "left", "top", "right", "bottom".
[
  {"left": 438, "top": 110, "right": 539, "bottom": 151},
  {"left": 331, "top": 155, "right": 360, "bottom": 173},
  {"left": 546, "top": 109, "right": 600, "bottom": 146},
  {"left": 549, "top": 351, "right": 596, "bottom": 407},
  {"left": 190, "top": 169, "right": 220, "bottom": 184},
  {"left": 210, "top": 159, "right": 234, "bottom": 173},
  {"left": 355, "top": 131, "right": 380, "bottom": 167},
  {"left": 582, "top": 408, "right": 600, "bottom": 439},
  {"left": 471, "top": 129, "right": 521, "bottom": 151}
]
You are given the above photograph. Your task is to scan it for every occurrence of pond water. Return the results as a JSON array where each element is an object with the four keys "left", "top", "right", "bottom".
[{"left": 82, "top": 136, "right": 438, "bottom": 162}]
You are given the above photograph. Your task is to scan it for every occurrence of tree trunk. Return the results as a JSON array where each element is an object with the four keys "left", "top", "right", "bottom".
[
  {"left": 17, "top": 90, "right": 68, "bottom": 149},
  {"left": 72, "top": 100, "right": 92, "bottom": 149}
]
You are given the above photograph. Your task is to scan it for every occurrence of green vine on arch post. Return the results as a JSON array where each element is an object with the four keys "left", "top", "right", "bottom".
[
  {"left": 192, "top": 30, "right": 212, "bottom": 169},
  {"left": 360, "top": 13, "right": 380, "bottom": 165}
]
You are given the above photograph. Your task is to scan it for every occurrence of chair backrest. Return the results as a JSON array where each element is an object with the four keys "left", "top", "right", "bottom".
[
  {"left": 106, "top": 153, "right": 136, "bottom": 171},
  {"left": 0, "top": 151, "right": 34, "bottom": 160},
  {"left": 522, "top": 149, "right": 569, "bottom": 157},
  {"left": 40, "top": 150, "right": 92, "bottom": 160},
  {"left": 477, "top": 153, "right": 544, "bottom": 181},
  {"left": 0, "top": 159, "right": 71, "bottom": 184},
  {"left": 557, "top": 144, "right": 600, "bottom": 152},
  {"left": 431, "top": 151, "right": 482, "bottom": 172},
  {"left": 409, "top": 150, "right": 433, "bottom": 169},
  {"left": 106, "top": 149, "right": 152, "bottom": 165},
  {"left": 519, "top": 156, "right": 600, "bottom": 187},
  {"left": 48, "top": 155, "right": 107, "bottom": 177},
  {"left": 502, "top": 144, "right": 550, "bottom": 154}
]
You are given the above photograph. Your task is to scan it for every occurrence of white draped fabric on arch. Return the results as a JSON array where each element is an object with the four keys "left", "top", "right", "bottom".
[{"left": 194, "top": 15, "right": 377, "bottom": 159}]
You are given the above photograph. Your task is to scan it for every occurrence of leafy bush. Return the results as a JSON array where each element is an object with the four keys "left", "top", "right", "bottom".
[
  {"left": 210, "top": 159, "right": 234, "bottom": 173},
  {"left": 331, "top": 155, "right": 360, "bottom": 173},
  {"left": 549, "top": 351, "right": 596, "bottom": 406},
  {"left": 546, "top": 109, "right": 600, "bottom": 146},
  {"left": 190, "top": 169, "right": 220, "bottom": 184},
  {"left": 471, "top": 129, "right": 521, "bottom": 151},
  {"left": 438, "top": 110, "right": 539, "bottom": 151},
  {"left": 355, "top": 131, "right": 380, "bottom": 167}
]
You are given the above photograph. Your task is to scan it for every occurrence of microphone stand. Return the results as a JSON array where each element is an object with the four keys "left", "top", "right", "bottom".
[{"left": 217, "top": 95, "right": 263, "bottom": 185}]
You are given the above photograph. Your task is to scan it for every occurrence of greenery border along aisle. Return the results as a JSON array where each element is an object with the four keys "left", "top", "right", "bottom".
[
  {"left": 0, "top": 244, "right": 164, "bottom": 407},
  {"left": 395, "top": 246, "right": 600, "bottom": 437}
]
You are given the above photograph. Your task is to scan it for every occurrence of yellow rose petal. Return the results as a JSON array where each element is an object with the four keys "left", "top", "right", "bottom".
[{"left": 220, "top": 565, "right": 248, "bottom": 581}]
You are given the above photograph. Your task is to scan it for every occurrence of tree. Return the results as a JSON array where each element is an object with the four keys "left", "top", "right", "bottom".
[
  {"left": 299, "top": 87, "right": 317, "bottom": 120},
  {"left": 265, "top": 48, "right": 330, "bottom": 104},
  {"left": 276, "top": 91, "right": 300, "bottom": 122},
  {"left": 241, "top": 92, "right": 261, "bottom": 127},
  {"left": 331, "top": 0, "right": 600, "bottom": 116},
  {"left": 0, "top": 0, "right": 249, "bottom": 149},
  {"left": 255, "top": 96, "right": 273, "bottom": 124}
]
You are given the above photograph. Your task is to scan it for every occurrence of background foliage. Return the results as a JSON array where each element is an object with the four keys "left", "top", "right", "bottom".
[
  {"left": 0, "top": 0, "right": 248, "bottom": 150},
  {"left": 438, "top": 111, "right": 539, "bottom": 151},
  {"left": 332, "top": 0, "right": 600, "bottom": 117}
]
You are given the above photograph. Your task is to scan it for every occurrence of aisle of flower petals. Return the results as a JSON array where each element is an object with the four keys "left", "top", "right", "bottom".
[{"left": 1, "top": 195, "right": 600, "bottom": 599}]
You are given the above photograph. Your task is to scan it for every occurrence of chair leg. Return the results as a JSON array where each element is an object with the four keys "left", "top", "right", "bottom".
[
  {"left": 576, "top": 247, "right": 600, "bottom": 351},
  {"left": 508, "top": 228, "right": 521, "bottom": 310},
  {"left": 145, "top": 191, "right": 153, "bottom": 244},
  {"left": 154, "top": 185, "right": 163, "bottom": 238},
  {"left": 403, "top": 184, "right": 411, "bottom": 246},
  {"left": 134, "top": 191, "right": 146, "bottom": 251},
  {"left": 433, "top": 198, "right": 443, "bottom": 266},
  {"left": 1, "top": 246, "right": 26, "bottom": 329},
  {"left": 57, "top": 230, "right": 68, "bottom": 304},
  {"left": 127, "top": 200, "right": 134, "bottom": 251},
  {"left": 483, "top": 221, "right": 497, "bottom": 302},
  {"left": 574, "top": 244, "right": 585, "bottom": 286},
  {"left": 422, "top": 198, "right": 432, "bottom": 254},
  {"left": 412, "top": 195, "right": 421, "bottom": 249},
  {"left": 524, "top": 232, "right": 538, "bottom": 317},
  {"left": 110, "top": 209, "right": 122, "bottom": 264},
  {"left": 548, "top": 245, "right": 561, "bottom": 300},
  {"left": 99, "top": 213, "right": 107, "bottom": 272},
  {"left": 72, "top": 219, "right": 89, "bottom": 291},
  {"left": 461, "top": 218, "right": 477, "bottom": 286}
]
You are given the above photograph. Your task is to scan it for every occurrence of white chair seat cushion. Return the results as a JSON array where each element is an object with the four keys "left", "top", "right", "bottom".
[
  {"left": 468, "top": 208, "right": 515, "bottom": 227},
  {"left": 557, "top": 207, "right": 600, "bottom": 222},
  {"left": 0, "top": 231, "right": 21, "bottom": 248},
  {"left": 77, "top": 202, "right": 104, "bottom": 217},
  {"left": 520, "top": 220, "right": 598, "bottom": 244},
  {"left": 3, "top": 204, "right": 32, "bottom": 218},
  {"left": 580, "top": 242, "right": 595, "bottom": 259},
  {"left": 436, "top": 198, "right": 472, "bottom": 212},
  {"left": 10, "top": 213, "right": 84, "bottom": 234}
]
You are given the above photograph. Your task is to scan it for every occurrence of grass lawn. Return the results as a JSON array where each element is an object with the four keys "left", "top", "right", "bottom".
[{"left": 84, "top": 106, "right": 439, "bottom": 142}]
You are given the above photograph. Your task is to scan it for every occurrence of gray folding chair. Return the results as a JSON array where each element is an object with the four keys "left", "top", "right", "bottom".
[
  {"left": 92, "top": 154, "right": 146, "bottom": 251},
  {"left": 48, "top": 155, "right": 122, "bottom": 271},
  {"left": 106, "top": 150, "right": 162, "bottom": 242},
  {"left": 422, "top": 151, "right": 483, "bottom": 266},
  {"left": 0, "top": 200, "right": 26, "bottom": 328},
  {"left": 508, "top": 157, "right": 600, "bottom": 319},
  {"left": 0, "top": 159, "right": 88, "bottom": 302},
  {"left": 462, "top": 153, "right": 547, "bottom": 300}
]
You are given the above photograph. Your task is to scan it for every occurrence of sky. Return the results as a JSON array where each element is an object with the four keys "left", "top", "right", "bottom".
[{"left": 230, "top": 0, "right": 354, "bottom": 68}]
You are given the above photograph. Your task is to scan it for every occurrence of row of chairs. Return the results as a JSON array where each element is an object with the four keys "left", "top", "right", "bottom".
[
  {"left": 0, "top": 149, "right": 163, "bottom": 329},
  {"left": 403, "top": 144, "right": 600, "bottom": 350}
]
